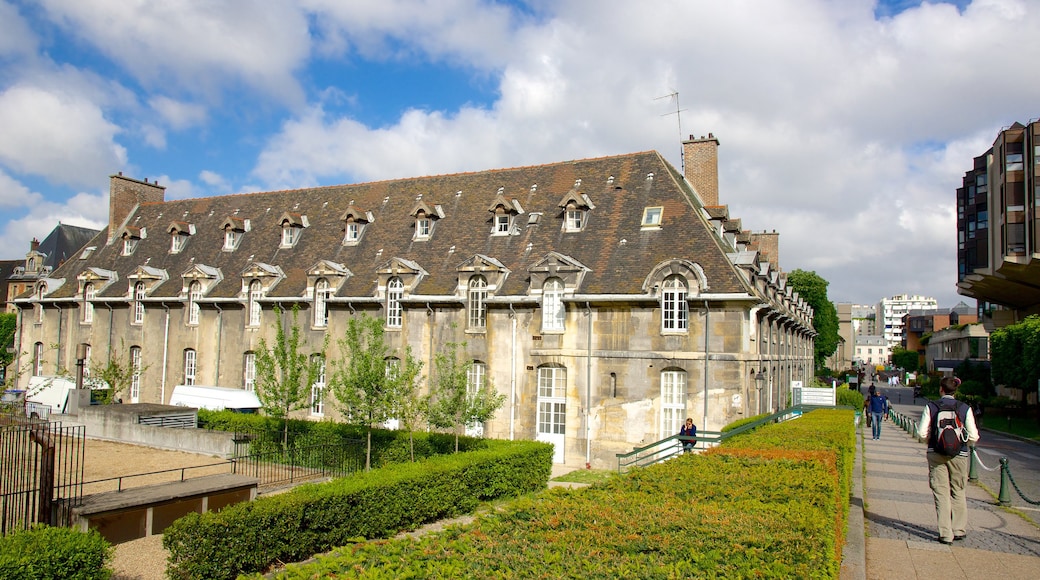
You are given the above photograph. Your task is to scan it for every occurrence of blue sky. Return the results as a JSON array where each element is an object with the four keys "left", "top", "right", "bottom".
[{"left": 1, "top": 0, "right": 1038, "bottom": 309}]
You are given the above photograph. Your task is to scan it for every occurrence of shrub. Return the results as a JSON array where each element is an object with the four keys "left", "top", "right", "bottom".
[
  {"left": 722, "top": 412, "right": 772, "bottom": 432},
  {"left": 164, "top": 439, "right": 551, "bottom": 580},
  {"left": 0, "top": 525, "right": 112, "bottom": 580},
  {"left": 836, "top": 387, "right": 865, "bottom": 408}
]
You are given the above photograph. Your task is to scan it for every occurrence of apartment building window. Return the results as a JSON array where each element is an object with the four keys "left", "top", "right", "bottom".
[
  {"left": 82, "top": 283, "right": 95, "bottom": 323},
  {"left": 1006, "top": 152, "right": 1024, "bottom": 172},
  {"left": 661, "top": 275, "right": 688, "bottom": 332},
  {"left": 130, "top": 346, "right": 142, "bottom": 403},
  {"left": 386, "top": 277, "right": 403, "bottom": 328},
  {"left": 468, "top": 276, "right": 487, "bottom": 329},
  {"left": 133, "top": 282, "right": 146, "bottom": 324},
  {"left": 542, "top": 278, "right": 565, "bottom": 332},
  {"left": 183, "top": 349, "right": 197, "bottom": 386},
  {"left": 188, "top": 281, "right": 201, "bottom": 325}
]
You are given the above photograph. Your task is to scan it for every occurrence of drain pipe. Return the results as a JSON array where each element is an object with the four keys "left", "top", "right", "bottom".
[
  {"left": 161, "top": 304, "right": 170, "bottom": 404},
  {"left": 214, "top": 304, "right": 223, "bottom": 383},
  {"left": 509, "top": 303, "right": 517, "bottom": 441},
  {"left": 426, "top": 303, "right": 434, "bottom": 386},
  {"left": 585, "top": 301, "right": 592, "bottom": 469},
  {"left": 703, "top": 300, "right": 709, "bottom": 431}
]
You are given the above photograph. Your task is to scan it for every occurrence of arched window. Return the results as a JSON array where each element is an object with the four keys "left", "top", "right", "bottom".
[
  {"left": 313, "top": 278, "right": 330, "bottom": 327},
  {"left": 243, "top": 352, "right": 256, "bottom": 391},
  {"left": 386, "top": 277, "right": 403, "bottom": 328},
  {"left": 133, "top": 282, "right": 146, "bottom": 324},
  {"left": 661, "top": 275, "right": 688, "bottom": 332},
  {"left": 82, "top": 283, "right": 95, "bottom": 323},
  {"left": 466, "top": 361, "right": 488, "bottom": 437},
  {"left": 188, "top": 281, "right": 202, "bottom": 325},
  {"left": 130, "top": 346, "right": 142, "bottom": 403},
  {"left": 468, "top": 276, "right": 487, "bottom": 329},
  {"left": 183, "top": 349, "right": 197, "bottom": 386},
  {"left": 542, "top": 278, "right": 565, "bottom": 332},
  {"left": 310, "top": 355, "right": 326, "bottom": 416},
  {"left": 660, "top": 369, "right": 687, "bottom": 439},
  {"left": 35, "top": 283, "right": 45, "bottom": 323},
  {"left": 82, "top": 344, "right": 92, "bottom": 377},
  {"left": 248, "top": 280, "right": 262, "bottom": 326},
  {"left": 33, "top": 342, "right": 43, "bottom": 376}
]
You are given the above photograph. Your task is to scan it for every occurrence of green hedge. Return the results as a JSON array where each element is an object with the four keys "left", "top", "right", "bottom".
[
  {"left": 253, "top": 409, "right": 854, "bottom": 579},
  {"left": 0, "top": 525, "right": 112, "bottom": 580},
  {"left": 163, "top": 439, "right": 551, "bottom": 580}
]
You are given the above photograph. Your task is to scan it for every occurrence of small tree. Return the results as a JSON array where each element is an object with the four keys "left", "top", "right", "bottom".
[
  {"left": 90, "top": 341, "right": 148, "bottom": 404},
  {"left": 890, "top": 346, "right": 919, "bottom": 374},
  {"left": 392, "top": 346, "right": 426, "bottom": 461},
  {"left": 329, "top": 314, "right": 400, "bottom": 470},
  {"left": 0, "top": 312, "right": 16, "bottom": 383},
  {"left": 254, "top": 305, "right": 325, "bottom": 450},
  {"left": 427, "top": 339, "right": 506, "bottom": 452}
]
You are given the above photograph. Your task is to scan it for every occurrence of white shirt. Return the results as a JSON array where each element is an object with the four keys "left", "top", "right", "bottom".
[{"left": 916, "top": 395, "right": 979, "bottom": 447}]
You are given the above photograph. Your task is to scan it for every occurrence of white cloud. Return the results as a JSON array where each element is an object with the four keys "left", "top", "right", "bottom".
[
  {"left": 0, "top": 169, "right": 43, "bottom": 209},
  {"left": 0, "top": 84, "right": 127, "bottom": 188},
  {"left": 149, "top": 96, "right": 208, "bottom": 130},
  {"left": 0, "top": 190, "right": 107, "bottom": 260},
  {"left": 0, "top": 1, "right": 37, "bottom": 57}
]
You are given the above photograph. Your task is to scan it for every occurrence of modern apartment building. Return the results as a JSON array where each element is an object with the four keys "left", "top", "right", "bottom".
[
  {"left": 851, "top": 304, "right": 876, "bottom": 337},
  {"left": 957, "top": 120, "right": 1040, "bottom": 327},
  {"left": 876, "top": 294, "right": 937, "bottom": 347}
]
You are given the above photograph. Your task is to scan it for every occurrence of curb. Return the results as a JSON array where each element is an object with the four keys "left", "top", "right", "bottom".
[{"left": 840, "top": 426, "right": 866, "bottom": 580}]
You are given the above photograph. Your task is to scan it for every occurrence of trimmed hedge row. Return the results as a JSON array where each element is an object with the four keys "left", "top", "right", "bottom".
[
  {"left": 163, "top": 439, "right": 552, "bottom": 580},
  {"left": 0, "top": 525, "right": 112, "bottom": 580},
  {"left": 253, "top": 409, "right": 855, "bottom": 579}
]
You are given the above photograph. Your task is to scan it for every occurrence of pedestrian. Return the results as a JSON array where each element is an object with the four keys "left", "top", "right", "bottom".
[
  {"left": 679, "top": 418, "right": 697, "bottom": 453},
  {"left": 916, "top": 376, "right": 979, "bottom": 545},
  {"left": 867, "top": 386, "right": 886, "bottom": 439}
]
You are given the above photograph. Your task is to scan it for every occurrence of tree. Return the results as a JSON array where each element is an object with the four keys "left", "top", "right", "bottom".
[
  {"left": 254, "top": 305, "right": 325, "bottom": 450},
  {"left": 328, "top": 314, "right": 408, "bottom": 470},
  {"left": 890, "top": 346, "right": 919, "bottom": 374},
  {"left": 427, "top": 339, "right": 506, "bottom": 452},
  {"left": 391, "top": 347, "right": 426, "bottom": 462},
  {"left": 786, "top": 269, "right": 839, "bottom": 372},
  {"left": 90, "top": 341, "right": 148, "bottom": 404},
  {"left": 0, "top": 312, "right": 15, "bottom": 384}
]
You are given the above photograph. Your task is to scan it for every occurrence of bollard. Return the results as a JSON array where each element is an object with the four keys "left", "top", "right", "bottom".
[
  {"left": 998, "top": 457, "right": 1011, "bottom": 506},
  {"left": 968, "top": 447, "right": 978, "bottom": 482}
]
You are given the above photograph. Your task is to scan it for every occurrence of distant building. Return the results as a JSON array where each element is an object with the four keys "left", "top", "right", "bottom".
[
  {"left": 956, "top": 121, "right": 1040, "bottom": 327},
  {"left": 851, "top": 304, "right": 876, "bottom": 337},
  {"left": 876, "top": 294, "right": 937, "bottom": 347},
  {"left": 828, "top": 303, "right": 854, "bottom": 371},
  {"left": 4, "top": 224, "right": 100, "bottom": 313},
  {"left": 926, "top": 324, "right": 989, "bottom": 374},
  {"left": 855, "top": 335, "right": 890, "bottom": 368}
]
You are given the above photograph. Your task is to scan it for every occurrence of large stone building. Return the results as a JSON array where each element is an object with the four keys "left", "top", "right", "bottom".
[
  {"left": 11, "top": 137, "right": 814, "bottom": 467},
  {"left": 3, "top": 224, "right": 100, "bottom": 313},
  {"left": 957, "top": 120, "right": 1040, "bottom": 327}
]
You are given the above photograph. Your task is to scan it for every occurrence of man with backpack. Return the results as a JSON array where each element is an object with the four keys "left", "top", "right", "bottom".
[{"left": 916, "top": 376, "right": 979, "bottom": 545}]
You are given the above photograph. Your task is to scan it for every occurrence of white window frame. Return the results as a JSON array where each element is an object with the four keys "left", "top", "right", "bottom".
[
  {"left": 130, "top": 346, "right": 142, "bottom": 403},
  {"left": 661, "top": 275, "right": 688, "bottom": 332},
  {"left": 565, "top": 209, "right": 584, "bottom": 231},
  {"left": 133, "top": 282, "right": 146, "bottom": 324},
  {"left": 468, "top": 276, "right": 487, "bottom": 329},
  {"left": 170, "top": 234, "right": 185, "bottom": 254},
  {"left": 224, "top": 229, "right": 241, "bottom": 251},
  {"left": 415, "top": 217, "right": 431, "bottom": 240},
  {"left": 344, "top": 221, "right": 361, "bottom": 244},
  {"left": 281, "top": 225, "right": 300, "bottom": 247},
  {"left": 386, "top": 277, "right": 403, "bottom": 328},
  {"left": 542, "top": 278, "right": 565, "bottom": 332},
  {"left": 244, "top": 352, "right": 256, "bottom": 391},
  {"left": 81, "top": 345, "right": 92, "bottom": 378},
  {"left": 35, "top": 284, "right": 45, "bottom": 323},
  {"left": 313, "top": 278, "right": 330, "bottom": 327},
  {"left": 642, "top": 206, "right": 663, "bottom": 227},
  {"left": 660, "top": 369, "right": 687, "bottom": 439},
  {"left": 33, "top": 342, "right": 43, "bottom": 376},
  {"left": 122, "top": 238, "right": 137, "bottom": 256},
  {"left": 466, "top": 361, "right": 487, "bottom": 437},
  {"left": 493, "top": 214, "right": 510, "bottom": 235},
  {"left": 310, "top": 355, "right": 326, "bottom": 416},
  {"left": 183, "top": 349, "right": 197, "bottom": 386},
  {"left": 82, "top": 283, "right": 95, "bottom": 324},
  {"left": 248, "top": 280, "right": 262, "bottom": 327},
  {"left": 537, "top": 365, "right": 567, "bottom": 434},
  {"left": 188, "top": 281, "right": 202, "bottom": 325}
]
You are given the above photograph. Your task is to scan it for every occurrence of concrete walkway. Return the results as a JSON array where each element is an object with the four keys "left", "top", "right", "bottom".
[{"left": 844, "top": 412, "right": 1040, "bottom": 580}]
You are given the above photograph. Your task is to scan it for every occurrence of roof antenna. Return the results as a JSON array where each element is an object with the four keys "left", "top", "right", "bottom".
[{"left": 655, "top": 90, "right": 686, "bottom": 174}]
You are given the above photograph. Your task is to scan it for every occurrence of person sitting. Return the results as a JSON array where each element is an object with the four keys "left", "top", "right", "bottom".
[{"left": 679, "top": 418, "right": 697, "bottom": 453}]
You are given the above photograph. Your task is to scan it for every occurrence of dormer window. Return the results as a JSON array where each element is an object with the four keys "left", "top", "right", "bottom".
[
  {"left": 282, "top": 224, "right": 300, "bottom": 246},
  {"left": 168, "top": 221, "right": 193, "bottom": 254},
  {"left": 488, "top": 192, "right": 523, "bottom": 237},
  {"left": 123, "top": 238, "right": 137, "bottom": 255},
  {"left": 557, "top": 191, "right": 593, "bottom": 233},
  {"left": 221, "top": 217, "right": 248, "bottom": 251},
  {"left": 170, "top": 235, "right": 185, "bottom": 253},
  {"left": 132, "top": 282, "right": 146, "bottom": 325},
  {"left": 565, "top": 206, "right": 584, "bottom": 231},
  {"left": 187, "top": 281, "right": 202, "bottom": 325},
  {"left": 345, "top": 221, "right": 361, "bottom": 243},
  {"left": 35, "top": 283, "right": 46, "bottom": 323},
  {"left": 247, "top": 280, "right": 262, "bottom": 327},
  {"left": 415, "top": 214, "right": 432, "bottom": 240},
  {"left": 493, "top": 212, "right": 511, "bottom": 235},
  {"left": 225, "top": 229, "right": 241, "bottom": 250},
  {"left": 279, "top": 212, "right": 307, "bottom": 248},
  {"left": 341, "top": 206, "right": 373, "bottom": 246},
  {"left": 120, "top": 226, "right": 144, "bottom": 255},
  {"left": 82, "top": 283, "right": 95, "bottom": 324},
  {"left": 409, "top": 201, "right": 443, "bottom": 241}
]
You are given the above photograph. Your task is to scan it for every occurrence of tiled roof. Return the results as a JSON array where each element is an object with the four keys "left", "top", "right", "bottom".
[{"left": 43, "top": 151, "right": 756, "bottom": 302}]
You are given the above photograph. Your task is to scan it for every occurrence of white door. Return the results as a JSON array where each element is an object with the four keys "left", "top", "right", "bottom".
[{"left": 536, "top": 366, "right": 567, "bottom": 463}]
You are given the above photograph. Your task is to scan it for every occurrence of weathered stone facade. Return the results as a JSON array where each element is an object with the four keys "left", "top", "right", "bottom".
[{"left": 13, "top": 144, "right": 814, "bottom": 468}]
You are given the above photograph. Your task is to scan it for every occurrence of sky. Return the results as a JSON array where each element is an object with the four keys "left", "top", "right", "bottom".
[{"left": 0, "top": 0, "right": 1037, "bottom": 309}]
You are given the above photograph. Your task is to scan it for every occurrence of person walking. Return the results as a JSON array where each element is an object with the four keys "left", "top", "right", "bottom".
[
  {"left": 916, "top": 376, "right": 979, "bottom": 544},
  {"left": 867, "top": 386, "right": 886, "bottom": 440}
]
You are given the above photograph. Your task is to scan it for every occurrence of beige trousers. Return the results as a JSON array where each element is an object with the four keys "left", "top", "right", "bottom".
[{"left": 927, "top": 451, "right": 969, "bottom": 541}]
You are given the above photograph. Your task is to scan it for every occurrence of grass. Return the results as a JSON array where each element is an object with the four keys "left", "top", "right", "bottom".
[
  {"left": 551, "top": 468, "right": 617, "bottom": 485},
  {"left": 983, "top": 414, "right": 1040, "bottom": 441}
]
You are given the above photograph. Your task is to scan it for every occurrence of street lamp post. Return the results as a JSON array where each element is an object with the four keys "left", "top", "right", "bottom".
[{"left": 754, "top": 370, "right": 766, "bottom": 415}]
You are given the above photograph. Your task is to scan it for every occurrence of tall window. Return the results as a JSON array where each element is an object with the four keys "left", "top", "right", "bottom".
[
  {"left": 35, "top": 284, "right": 45, "bottom": 323},
  {"left": 170, "top": 234, "right": 185, "bottom": 253},
  {"left": 224, "top": 229, "right": 241, "bottom": 250},
  {"left": 243, "top": 352, "right": 256, "bottom": 391},
  {"left": 282, "top": 224, "right": 300, "bottom": 246},
  {"left": 313, "top": 278, "right": 330, "bottom": 327},
  {"left": 82, "top": 283, "right": 95, "bottom": 323},
  {"left": 33, "top": 342, "right": 43, "bottom": 376},
  {"left": 661, "top": 275, "right": 688, "bottom": 332},
  {"left": 130, "top": 346, "right": 142, "bottom": 403},
  {"left": 133, "top": 282, "right": 146, "bottom": 324},
  {"left": 82, "top": 345, "right": 92, "bottom": 377},
  {"left": 311, "top": 355, "right": 326, "bottom": 416},
  {"left": 537, "top": 365, "right": 567, "bottom": 436},
  {"left": 183, "top": 349, "right": 197, "bottom": 386},
  {"left": 466, "top": 361, "right": 487, "bottom": 436},
  {"left": 188, "top": 281, "right": 202, "bottom": 325},
  {"left": 248, "top": 280, "right": 262, "bottom": 326},
  {"left": 660, "top": 369, "right": 687, "bottom": 438},
  {"left": 542, "top": 278, "right": 565, "bottom": 332},
  {"left": 468, "top": 276, "right": 487, "bottom": 329},
  {"left": 386, "top": 277, "right": 403, "bottom": 328}
]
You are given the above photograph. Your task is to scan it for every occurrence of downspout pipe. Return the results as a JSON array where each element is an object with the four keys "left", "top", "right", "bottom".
[
  {"left": 585, "top": 301, "right": 592, "bottom": 469},
  {"left": 509, "top": 303, "right": 517, "bottom": 441},
  {"left": 214, "top": 304, "right": 223, "bottom": 383},
  {"left": 703, "top": 300, "right": 709, "bottom": 432},
  {"left": 161, "top": 304, "right": 170, "bottom": 404}
]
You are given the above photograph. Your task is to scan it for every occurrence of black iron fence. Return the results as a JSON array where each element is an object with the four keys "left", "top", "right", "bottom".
[
  {"left": 231, "top": 439, "right": 365, "bottom": 488},
  {"left": 0, "top": 412, "right": 85, "bottom": 534}
]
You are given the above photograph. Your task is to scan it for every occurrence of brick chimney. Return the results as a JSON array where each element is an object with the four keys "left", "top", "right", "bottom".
[
  {"left": 109, "top": 173, "right": 165, "bottom": 244},
  {"left": 751, "top": 230, "right": 780, "bottom": 270},
  {"left": 682, "top": 133, "right": 720, "bottom": 207},
  {"left": 30, "top": 237, "right": 39, "bottom": 252}
]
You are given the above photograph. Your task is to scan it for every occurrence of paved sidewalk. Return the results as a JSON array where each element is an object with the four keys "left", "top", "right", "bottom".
[{"left": 854, "top": 413, "right": 1040, "bottom": 579}]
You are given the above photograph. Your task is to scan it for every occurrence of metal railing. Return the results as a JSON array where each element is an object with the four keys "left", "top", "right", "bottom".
[
  {"left": 0, "top": 417, "right": 85, "bottom": 534},
  {"left": 76, "top": 462, "right": 234, "bottom": 495},
  {"left": 616, "top": 405, "right": 838, "bottom": 473},
  {"left": 231, "top": 441, "right": 365, "bottom": 488}
]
